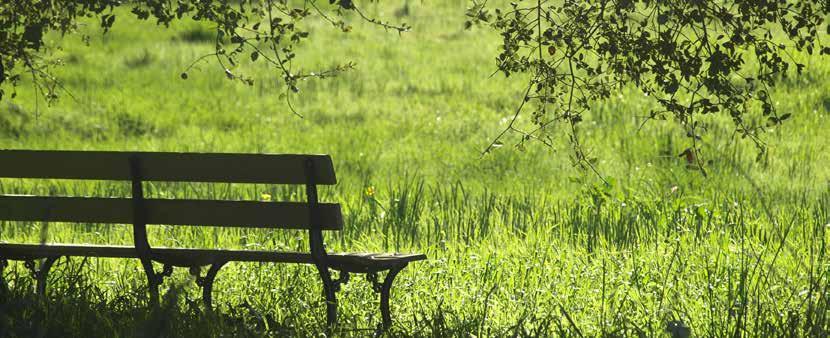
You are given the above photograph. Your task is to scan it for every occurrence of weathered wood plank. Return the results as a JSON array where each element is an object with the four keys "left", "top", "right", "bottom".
[
  {"left": 0, "top": 150, "right": 336, "bottom": 184},
  {"left": 0, "top": 195, "right": 343, "bottom": 230}
]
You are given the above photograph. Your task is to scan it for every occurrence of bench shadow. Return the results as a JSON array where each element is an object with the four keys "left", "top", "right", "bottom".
[
  {"left": 0, "top": 272, "right": 433, "bottom": 337},
  {"left": 0, "top": 278, "right": 324, "bottom": 337}
]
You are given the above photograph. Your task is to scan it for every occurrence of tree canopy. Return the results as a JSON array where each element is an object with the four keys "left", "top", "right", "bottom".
[{"left": 1, "top": 0, "right": 827, "bottom": 173}]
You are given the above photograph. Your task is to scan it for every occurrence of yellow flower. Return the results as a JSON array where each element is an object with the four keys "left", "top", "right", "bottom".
[
  {"left": 261, "top": 193, "right": 272, "bottom": 201},
  {"left": 365, "top": 186, "right": 375, "bottom": 198}
]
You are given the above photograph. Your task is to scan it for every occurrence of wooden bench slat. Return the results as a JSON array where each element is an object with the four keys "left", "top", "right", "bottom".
[
  {"left": 0, "top": 243, "right": 137, "bottom": 259},
  {"left": 0, "top": 243, "right": 427, "bottom": 271},
  {"left": 0, "top": 195, "right": 342, "bottom": 230},
  {"left": 0, "top": 150, "right": 336, "bottom": 184}
]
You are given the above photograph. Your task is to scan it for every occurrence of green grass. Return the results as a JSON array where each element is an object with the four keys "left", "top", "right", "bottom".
[{"left": 1, "top": 1, "right": 829, "bottom": 336}]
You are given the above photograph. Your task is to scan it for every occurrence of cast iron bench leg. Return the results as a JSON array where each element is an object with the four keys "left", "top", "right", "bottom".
[
  {"left": 24, "top": 256, "right": 61, "bottom": 296},
  {"left": 367, "top": 263, "right": 408, "bottom": 331},
  {"left": 314, "top": 266, "right": 339, "bottom": 327},
  {"left": 191, "top": 261, "right": 227, "bottom": 310},
  {"left": 0, "top": 259, "right": 7, "bottom": 295},
  {"left": 145, "top": 263, "right": 174, "bottom": 307},
  {"left": 317, "top": 269, "right": 350, "bottom": 329}
]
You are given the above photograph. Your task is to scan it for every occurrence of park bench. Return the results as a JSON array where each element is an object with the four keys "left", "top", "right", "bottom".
[{"left": 0, "top": 150, "right": 425, "bottom": 329}]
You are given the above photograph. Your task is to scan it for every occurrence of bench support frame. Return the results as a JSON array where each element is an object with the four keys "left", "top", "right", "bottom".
[
  {"left": 130, "top": 156, "right": 166, "bottom": 307},
  {"left": 304, "top": 158, "right": 411, "bottom": 331},
  {"left": 367, "top": 264, "right": 408, "bottom": 330},
  {"left": 191, "top": 261, "right": 227, "bottom": 309},
  {"left": 305, "top": 159, "right": 340, "bottom": 327},
  {"left": 0, "top": 256, "right": 62, "bottom": 296},
  {"left": 0, "top": 259, "right": 7, "bottom": 295},
  {"left": 24, "top": 256, "right": 61, "bottom": 295}
]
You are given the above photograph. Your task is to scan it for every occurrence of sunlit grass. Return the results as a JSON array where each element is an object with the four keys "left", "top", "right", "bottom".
[{"left": 0, "top": 1, "right": 829, "bottom": 336}]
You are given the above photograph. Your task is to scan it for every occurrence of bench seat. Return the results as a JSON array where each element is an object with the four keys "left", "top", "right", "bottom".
[{"left": 0, "top": 243, "right": 426, "bottom": 273}]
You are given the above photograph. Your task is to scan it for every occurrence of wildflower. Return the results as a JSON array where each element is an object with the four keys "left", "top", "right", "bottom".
[
  {"left": 261, "top": 193, "right": 272, "bottom": 202},
  {"left": 365, "top": 186, "right": 376, "bottom": 198}
]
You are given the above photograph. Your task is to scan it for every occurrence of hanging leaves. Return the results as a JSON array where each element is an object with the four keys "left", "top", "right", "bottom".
[
  {"left": 0, "top": 0, "right": 408, "bottom": 111},
  {"left": 472, "top": 0, "right": 827, "bottom": 171}
]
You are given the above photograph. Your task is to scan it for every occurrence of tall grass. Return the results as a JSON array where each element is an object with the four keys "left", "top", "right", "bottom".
[
  {"left": 1, "top": 0, "right": 829, "bottom": 336},
  {"left": 1, "top": 177, "right": 827, "bottom": 336}
]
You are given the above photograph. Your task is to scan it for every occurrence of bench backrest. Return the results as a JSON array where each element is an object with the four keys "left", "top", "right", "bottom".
[
  {"left": 0, "top": 150, "right": 337, "bottom": 184},
  {"left": 0, "top": 150, "right": 342, "bottom": 259}
]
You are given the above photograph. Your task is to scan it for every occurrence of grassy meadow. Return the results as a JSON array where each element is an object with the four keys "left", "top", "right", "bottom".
[{"left": 1, "top": 1, "right": 829, "bottom": 336}]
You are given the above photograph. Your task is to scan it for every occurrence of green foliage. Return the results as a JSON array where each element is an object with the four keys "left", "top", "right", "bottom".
[
  {"left": 0, "top": 0, "right": 408, "bottom": 111},
  {"left": 471, "top": 0, "right": 828, "bottom": 172}
]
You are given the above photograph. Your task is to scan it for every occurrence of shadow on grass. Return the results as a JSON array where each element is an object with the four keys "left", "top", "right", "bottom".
[
  {"left": 0, "top": 282, "right": 487, "bottom": 338},
  {"left": 0, "top": 278, "right": 326, "bottom": 338}
]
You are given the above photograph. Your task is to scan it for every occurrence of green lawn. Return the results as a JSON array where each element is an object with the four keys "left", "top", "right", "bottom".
[{"left": 1, "top": 1, "right": 829, "bottom": 336}]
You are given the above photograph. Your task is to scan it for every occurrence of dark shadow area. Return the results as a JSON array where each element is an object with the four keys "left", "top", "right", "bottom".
[{"left": 0, "top": 283, "right": 318, "bottom": 337}]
